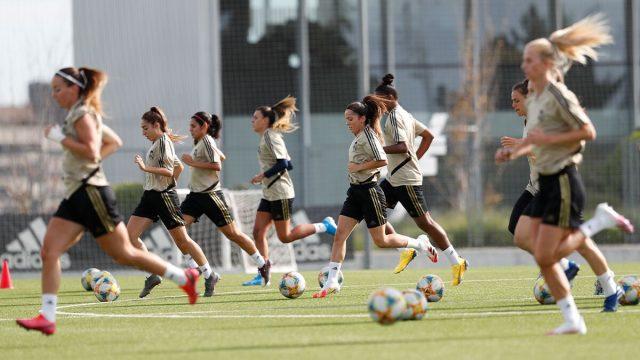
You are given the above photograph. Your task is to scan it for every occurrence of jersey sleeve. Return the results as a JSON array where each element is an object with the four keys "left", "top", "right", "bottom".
[
  {"left": 551, "top": 86, "right": 592, "bottom": 128},
  {"left": 388, "top": 110, "right": 408, "bottom": 143},
  {"left": 202, "top": 137, "right": 220, "bottom": 163},
  {"left": 158, "top": 136, "right": 175, "bottom": 171},
  {"left": 364, "top": 128, "right": 387, "bottom": 161},
  {"left": 264, "top": 131, "right": 289, "bottom": 159},
  {"left": 413, "top": 119, "right": 428, "bottom": 135}
]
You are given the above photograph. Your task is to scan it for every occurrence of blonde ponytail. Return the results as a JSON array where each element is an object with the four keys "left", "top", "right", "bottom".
[
  {"left": 549, "top": 13, "right": 612, "bottom": 65},
  {"left": 270, "top": 95, "right": 299, "bottom": 133}
]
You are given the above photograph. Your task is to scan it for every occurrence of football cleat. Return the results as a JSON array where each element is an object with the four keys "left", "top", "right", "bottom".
[
  {"left": 139, "top": 274, "right": 162, "bottom": 298},
  {"left": 602, "top": 286, "right": 624, "bottom": 312},
  {"left": 451, "top": 257, "right": 469, "bottom": 286},
  {"left": 180, "top": 268, "right": 200, "bottom": 305},
  {"left": 564, "top": 261, "right": 580, "bottom": 282},
  {"left": 258, "top": 260, "right": 271, "bottom": 286},
  {"left": 242, "top": 273, "right": 263, "bottom": 286},
  {"left": 322, "top": 217, "right": 337, "bottom": 236},
  {"left": 393, "top": 249, "right": 417, "bottom": 274},
  {"left": 547, "top": 317, "right": 587, "bottom": 336},
  {"left": 16, "top": 314, "right": 56, "bottom": 336},
  {"left": 312, "top": 284, "right": 340, "bottom": 299},
  {"left": 203, "top": 272, "right": 220, "bottom": 297}
]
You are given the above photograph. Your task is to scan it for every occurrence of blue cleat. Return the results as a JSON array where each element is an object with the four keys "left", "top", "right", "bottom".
[
  {"left": 564, "top": 261, "right": 580, "bottom": 282},
  {"left": 602, "top": 287, "right": 624, "bottom": 312},
  {"left": 322, "top": 216, "right": 337, "bottom": 236},
  {"left": 242, "top": 273, "right": 262, "bottom": 286}
]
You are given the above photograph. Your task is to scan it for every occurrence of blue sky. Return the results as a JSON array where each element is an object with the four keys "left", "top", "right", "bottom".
[{"left": 0, "top": 0, "right": 72, "bottom": 107}]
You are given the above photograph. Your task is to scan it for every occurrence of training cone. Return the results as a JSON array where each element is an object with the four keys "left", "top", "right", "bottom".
[{"left": 1, "top": 259, "right": 14, "bottom": 289}]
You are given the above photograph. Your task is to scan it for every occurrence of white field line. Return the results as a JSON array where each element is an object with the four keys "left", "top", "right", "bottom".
[{"left": 55, "top": 307, "right": 640, "bottom": 320}]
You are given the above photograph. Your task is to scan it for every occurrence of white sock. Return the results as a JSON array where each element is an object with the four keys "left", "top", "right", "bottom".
[
  {"left": 443, "top": 246, "right": 460, "bottom": 265},
  {"left": 326, "top": 262, "right": 342, "bottom": 287},
  {"left": 406, "top": 238, "right": 421, "bottom": 250},
  {"left": 184, "top": 254, "right": 198, "bottom": 269},
  {"left": 597, "top": 270, "right": 617, "bottom": 297},
  {"left": 557, "top": 295, "right": 580, "bottom": 325},
  {"left": 396, "top": 247, "right": 408, "bottom": 252},
  {"left": 163, "top": 264, "right": 187, "bottom": 286},
  {"left": 199, "top": 263, "right": 213, "bottom": 279},
  {"left": 559, "top": 258, "right": 570, "bottom": 271},
  {"left": 41, "top": 294, "right": 57, "bottom": 322},
  {"left": 579, "top": 210, "right": 614, "bottom": 238},
  {"left": 250, "top": 252, "right": 266, "bottom": 268},
  {"left": 313, "top": 223, "right": 327, "bottom": 233}
]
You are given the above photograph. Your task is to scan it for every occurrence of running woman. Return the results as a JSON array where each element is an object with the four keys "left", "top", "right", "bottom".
[
  {"left": 373, "top": 74, "right": 468, "bottom": 284},
  {"left": 127, "top": 107, "right": 215, "bottom": 297},
  {"left": 502, "top": 15, "right": 633, "bottom": 335},
  {"left": 179, "top": 111, "right": 270, "bottom": 287},
  {"left": 16, "top": 67, "right": 199, "bottom": 335},
  {"left": 313, "top": 95, "right": 436, "bottom": 298},
  {"left": 500, "top": 79, "right": 625, "bottom": 307},
  {"left": 243, "top": 96, "right": 337, "bottom": 286}
]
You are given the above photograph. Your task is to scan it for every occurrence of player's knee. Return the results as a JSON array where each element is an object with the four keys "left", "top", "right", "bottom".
[
  {"left": 40, "top": 245, "right": 62, "bottom": 263},
  {"left": 534, "top": 251, "right": 554, "bottom": 268},
  {"left": 371, "top": 235, "right": 390, "bottom": 248}
]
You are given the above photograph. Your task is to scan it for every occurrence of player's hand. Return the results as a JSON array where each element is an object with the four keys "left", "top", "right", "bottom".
[
  {"left": 500, "top": 136, "right": 520, "bottom": 148},
  {"left": 134, "top": 154, "right": 146, "bottom": 171},
  {"left": 494, "top": 148, "right": 511, "bottom": 164},
  {"left": 525, "top": 128, "right": 552, "bottom": 145},
  {"left": 44, "top": 124, "right": 65, "bottom": 143},
  {"left": 347, "top": 162, "right": 361, "bottom": 173},
  {"left": 181, "top": 154, "right": 193, "bottom": 164},
  {"left": 251, "top": 173, "right": 264, "bottom": 184}
]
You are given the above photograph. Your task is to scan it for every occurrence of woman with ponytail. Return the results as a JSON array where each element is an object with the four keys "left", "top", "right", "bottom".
[
  {"left": 374, "top": 74, "right": 467, "bottom": 283},
  {"left": 313, "top": 95, "right": 437, "bottom": 299},
  {"left": 179, "top": 112, "right": 270, "bottom": 286},
  {"left": 126, "top": 106, "right": 215, "bottom": 298},
  {"left": 16, "top": 68, "right": 199, "bottom": 335},
  {"left": 502, "top": 14, "right": 633, "bottom": 335},
  {"left": 242, "top": 95, "right": 337, "bottom": 286}
]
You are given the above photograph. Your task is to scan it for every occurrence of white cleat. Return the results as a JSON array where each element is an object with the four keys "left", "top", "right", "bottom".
[
  {"left": 547, "top": 317, "right": 587, "bottom": 336},
  {"left": 595, "top": 203, "right": 634, "bottom": 233},
  {"left": 417, "top": 235, "right": 438, "bottom": 263}
]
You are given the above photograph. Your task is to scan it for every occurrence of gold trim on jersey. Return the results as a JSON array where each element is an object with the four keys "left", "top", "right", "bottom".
[
  {"left": 406, "top": 186, "right": 425, "bottom": 215},
  {"left": 559, "top": 174, "right": 571, "bottom": 228},
  {"left": 368, "top": 188, "right": 385, "bottom": 226},
  {"left": 85, "top": 186, "right": 116, "bottom": 233},
  {"left": 209, "top": 192, "right": 233, "bottom": 224},
  {"left": 281, "top": 199, "right": 290, "bottom": 220},
  {"left": 161, "top": 193, "right": 185, "bottom": 226}
]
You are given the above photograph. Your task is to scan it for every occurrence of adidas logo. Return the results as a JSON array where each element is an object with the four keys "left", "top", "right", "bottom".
[{"left": 0, "top": 217, "right": 71, "bottom": 270}]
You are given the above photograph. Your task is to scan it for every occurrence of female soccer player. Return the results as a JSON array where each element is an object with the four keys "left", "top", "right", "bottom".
[
  {"left": 179, "top": 111, "right": 270, "bottom": 286},
  {"left": 16, "top": 67, "right": 198, "bottom": 335},
  {"left": 373, "top": 74, "right": 468, "bottom": 284},
  {"left": 313, "top": 95, "right": 435, "bottom": 298},
  {"left": 499, "top": 79, "right": 621, "bottom": 307},
  {"left": 127, "top": 107, "right": 215, "bottom": 297},
  {"left": 501, "top": 15, "right": 633, "bottom": 335},
  {"left": 243, "top": 96, "right": 337, "bottom": 286}
]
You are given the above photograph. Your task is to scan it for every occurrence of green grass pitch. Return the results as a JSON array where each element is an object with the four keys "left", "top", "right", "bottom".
[{"left": 1, "top": 263, "right": 638, "bottom": 359}]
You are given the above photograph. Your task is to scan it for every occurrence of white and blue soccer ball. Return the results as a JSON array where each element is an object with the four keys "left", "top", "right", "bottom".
[
  {"left": 416, "top": 274, "right": 445, "bottom": 302},
  {"left": 90, "top": 270, "right": 113, "bottom": 290},
  {"left": 533, "top": 277, "right": 556, "bottom": 305},
  {"left": 279, "top": 271, "right": 306, "bottom": 299},
  {"left": 318, "top": 266, "right": 344, "bottom": 288},
  {"left": 618, "top": 275, "right": 640, "bottom": 306},
  {"left": 81, "top": 268, "right": 101, "bottom": 291},
  {"left": 367, "top": 287, "right": 407, "bottom": 325},
  {"left": 401, "top": 289, "right": 428, "bottom": 320},
  {"left": 94, "top": 274, "right": 120, "bottom": 302}
]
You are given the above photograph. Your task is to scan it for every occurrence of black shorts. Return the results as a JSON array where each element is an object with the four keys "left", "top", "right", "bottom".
[
  {"left": 340, "top": 183, "right": 387, "bottom": 228},
  {"left": 380, "top": 179, "right": 428, "bottom": 218},
  {"left": 508, "top": 190, "right": 534, "bottom": 234},
  {"left": 180, "top": 191, "right": 234, "bottom": 227},
  {"left": 54, "top": 184, "right": 123, "bottom": 238},
  {"left": 530, "top": 165, "right": 585, "bottom": 229},
  {"left": 257, "top": 198, "right": 293, "bottom": 221},
  {"left": 132, "top": 190, "right": 186, "bottom": 230}
]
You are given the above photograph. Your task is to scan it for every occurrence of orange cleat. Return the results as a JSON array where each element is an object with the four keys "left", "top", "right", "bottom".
[
  {"left": 180, "top": 268, "right": 200, "bottom": 305},
  {"left": 16, "top": 314, "right": 56, "bottom": 336}
]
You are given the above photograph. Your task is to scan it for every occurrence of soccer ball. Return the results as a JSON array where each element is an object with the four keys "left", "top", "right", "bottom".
[
  {"left": 533, "top": 277, "right": 556, "bottom": 305},
  {"left": 367, "top": 288, "right": 407, "bottom": 325},
  {"left": 279, "top": 271, "right": 306, "bottom": 299},
  {"left": 416, "top": 274, "right": 445, "bottom": 302},
  {"left": 618, "top": 275, "right": 640, "bottom": 305},
  {"left": 81, "top": 268, "right": 101, "bottom": 291},
  {"left": 94, "top": 274, "right": 120, "bottom": 302},
  {"left": 318, "top": 266, "right": 344, "bottom": 288},
  {"left": 401, "top": 289, "right": 428, "bottom": 320},
  {"left": 90, "top": 270, "right": 113, "bottom": 290}
]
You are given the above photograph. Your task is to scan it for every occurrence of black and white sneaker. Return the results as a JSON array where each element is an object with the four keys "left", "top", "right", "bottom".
[
  {"left": 258, "top": 260, "right": 271, "bottom": 286},
  {"left": 203, "top": 272, "right": 220, "bottom": 297},
  {"left": 139, "top": 274, "right": 162, "bottom": 298}
]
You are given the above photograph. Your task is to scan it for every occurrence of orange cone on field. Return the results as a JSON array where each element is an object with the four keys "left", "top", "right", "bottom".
[{"left": 1, "top": 259, "right": 14, "bottom": 289}]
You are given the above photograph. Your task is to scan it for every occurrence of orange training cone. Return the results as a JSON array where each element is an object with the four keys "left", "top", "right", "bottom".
[{"left": 1, "top": 259, "right": 14, "bottom": 289}]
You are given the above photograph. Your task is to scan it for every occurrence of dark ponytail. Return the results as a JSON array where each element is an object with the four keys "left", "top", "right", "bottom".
[
  {"left": 142, "top": 106, "right": 186, "bottom": 143},
  {"left": 346, "top": 95, "right": 394, "bottom": 143},
  {"left": 192, "top": 111, "right": 222, "bottom": 140},
  {"left": 512, "top": 79, "right": 529, "bottom": 96},
  {"left": 374, "top": 73, "right": 398, "bottom": 101}
]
